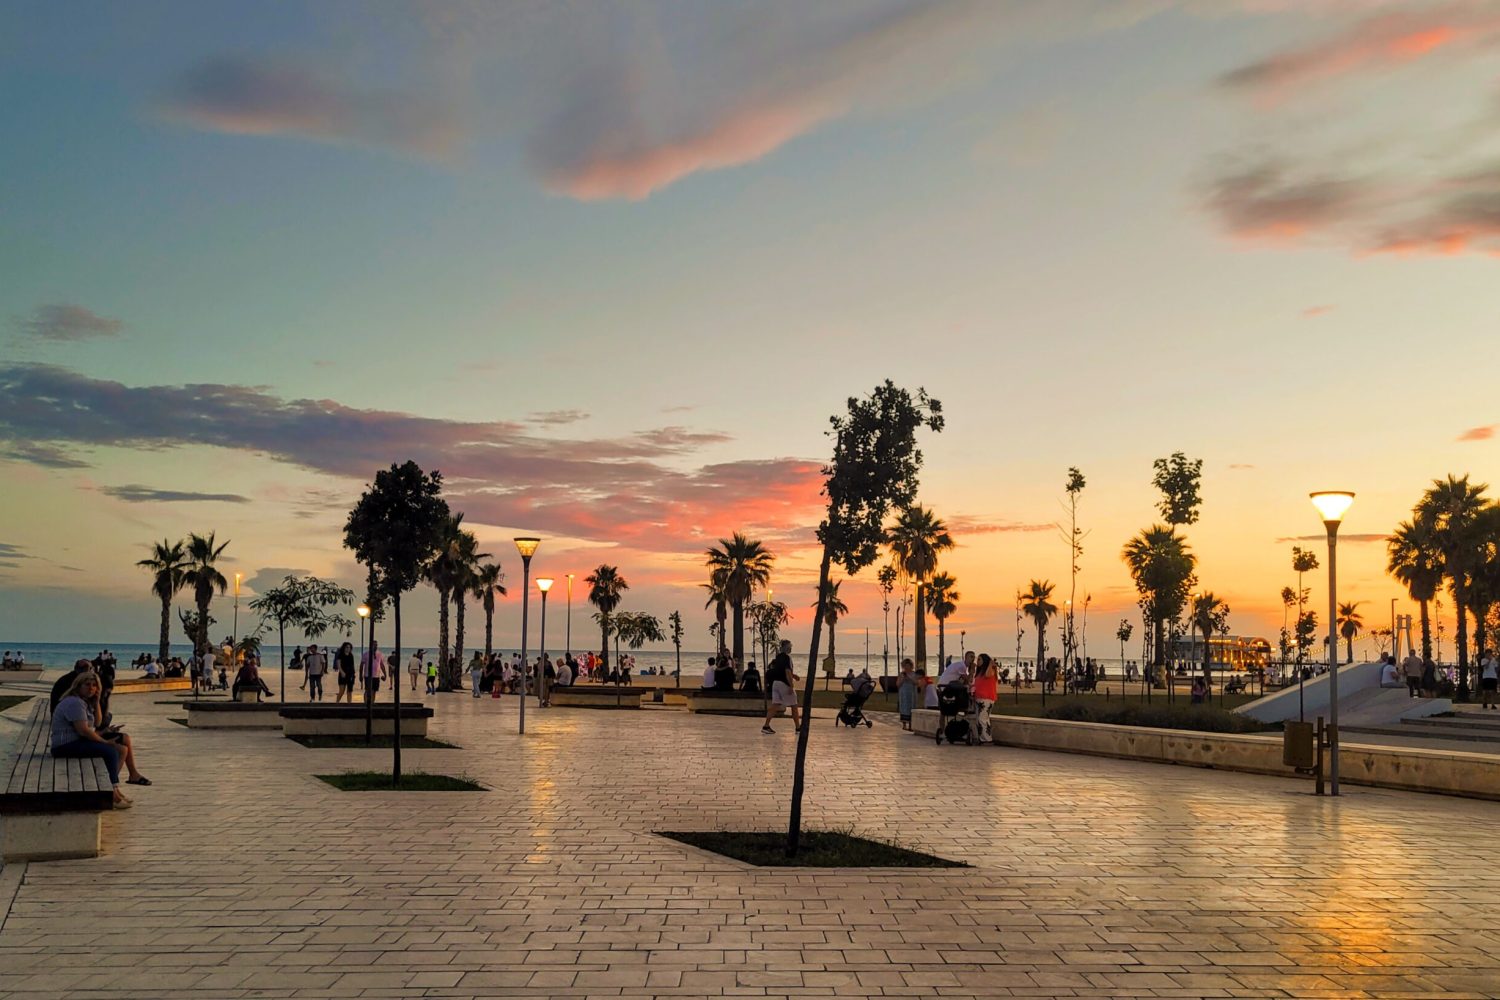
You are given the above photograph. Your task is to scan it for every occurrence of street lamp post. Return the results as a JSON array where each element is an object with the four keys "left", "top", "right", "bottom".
[
  {"left": 356, "top": 603, "right": 371, "bottom": 742},
  {"left": 233, "top": 572, "right": 242, "bottom": 650},
  {"left": 513, "top": 538, "right": 540, "bottom": 735},
  {"left": 1311, "top": 490, "right": 1354, "bottom": 796},
  {"left": 537, "top": 578, "right": 553, "bottom": 707},
  {"left": 565, "top": 573, "right": 574, "bottom": 661}
]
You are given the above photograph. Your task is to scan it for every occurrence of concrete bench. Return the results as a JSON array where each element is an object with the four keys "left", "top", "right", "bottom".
[
  {"left": 549, "top": 685, "right": 648, "bottom": 709},
  {"left": 185, "top": 701, "right": 283, "bottom": 729},
  {"left": 682, "top": 689, "right": 772, "bottom": 716},
  {"left": 278, "top": 703, "right": 433, "bottom": 738},
  {"left": 111, "top": 676, "right": 192, "bottom": 695},
  {"left": 0, "top": 699, "right": 116, "bottom": 861},
  {"left": 0, "top": 667, "right": 45, "bottom": 684}
]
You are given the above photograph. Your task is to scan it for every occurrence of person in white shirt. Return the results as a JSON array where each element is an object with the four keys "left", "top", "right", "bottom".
[
  {"left": 701, "top": 657, "right": 716, "bottom": 689},
  {"left": 1480, "top": 649, "right": 1499, "bottom": 710},
  {"left": 938, "top": 655, "right": 968, "bottom": 688},
  {"left": 555, "top": 658, "right": 573, "bottom": 687},
  {"left": 408, "top": 650, "right": 424, "bottom": 691}
]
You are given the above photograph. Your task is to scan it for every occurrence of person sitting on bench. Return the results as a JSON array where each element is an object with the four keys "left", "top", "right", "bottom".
[
  {"left": 232, "top": 661, "right": 273, "bottom": 702},
  {"left": 51, "top": 671, "right": 150, "bottom": 806}
]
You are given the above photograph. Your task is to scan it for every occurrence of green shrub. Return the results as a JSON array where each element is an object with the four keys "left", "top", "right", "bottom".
[{"left": 1041, "top": 701, "right": 1271, "bottom": 733}]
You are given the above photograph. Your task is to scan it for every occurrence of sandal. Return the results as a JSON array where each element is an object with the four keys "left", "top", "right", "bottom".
[
  {"left": 113, "top": 796, "right": 133, "bottom": 809},
  {"left": 127, "top": 776, "right": 152, "bottom": 786}
]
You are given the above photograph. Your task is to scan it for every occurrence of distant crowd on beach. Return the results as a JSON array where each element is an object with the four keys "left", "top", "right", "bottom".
[{"left": 2, "top": 650, "right": 28, "bottom": 667}]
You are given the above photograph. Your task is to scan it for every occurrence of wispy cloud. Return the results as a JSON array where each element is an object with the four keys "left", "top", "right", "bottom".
[
  {"left": 1276, "top": 533, "right": 1389, "bottom": 544},
  {"left": 0, "top": 542, "right": 31, "bottom": 570},
  {"left": 158, "top": 56, "right": 463, "bottom": 160},
  {"left": 100, "top": 484, "right": 251, "bottom": 504},
  {"left": 15, "top": 303, "right": 123, "bottom": 342},
  {"left": 0, "top": 443, "right": 91, "bottom": 469},
  {"left": 1301, "top": 305, "right": 1334, "bottom": 318},
  {"left": 1221, "top": 5, "right": 1500, "bottom": 97},
  {"left": 1458, "top": 424, "right": 1495, "bottom": 441},
  {"left": 527, "top": 409, "right": 589, "bottom": 427},
  {"left": 947, "top": 514, "right": 1054, "bottom": 536},
  {"left": 0, "top": 364, "right": 823, "bottom": 553}
]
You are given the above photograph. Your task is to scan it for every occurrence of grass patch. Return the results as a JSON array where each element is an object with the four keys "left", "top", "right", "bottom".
[
  {"left": 288, "top": 734, "right": 459, "bottom": 749},
  {"left": 317, "top": 771, "right": 482, "bottom": 792},
  {"left": 659, "top": 829, "right": 967, "bottom": 868},
  {"left": 1039, "top": 700, "right": 1274, "bottom": 733},
  {"left": 0, "top": 695, "right": 32, "bottom": 713}
]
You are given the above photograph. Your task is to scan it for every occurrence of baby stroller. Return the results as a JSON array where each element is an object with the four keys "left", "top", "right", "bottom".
[
  {"left": 836, "top": 677, "right": 875, "bottom": 728},
  {"left": 935, "top": 684, "right": 974, "bottom": 745}
]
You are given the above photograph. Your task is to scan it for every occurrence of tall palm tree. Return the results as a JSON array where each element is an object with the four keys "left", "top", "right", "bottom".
[
  {"left": 1418, "top": 474, "right": 1492, "bottom": 694},
  {"left": 1389, "top": 516, "right": 1442, "bottom": 663},
  {"left": 814, "top": 579, "right": 849, "bottom": 675},
  {"left": 886, "top": 505, "right": 953, "bottom": 671},
  {"left": 1190, "top": 592, "right": 1228, "bottom": 686},
  {"left": 1468, "top": 506, "right": 1500, "bottom": 660},
  {"left": 449, "top": 528, "right": 488, "bottom": 683},
  {"left": 474, "top": 563, "right": 507, "bottom": 659},
  {"left": 927, "top": 572, "right": 959, "bottom": 668},
  {"left": 182, "top": 532, "right": 230, "bottom": 654},
  {"left": 1021, "top": 580, "right": 1058, "bottom": 684},
  {"left": 702, "top": 568, "right": 729, "bottom": 658},
  {"left": 1121, "top": 525, "right": 1196, "bottom": 671},
  {"left": 586, "top": 565, "right": 628, "bottom": 666},
  {"left": 137, "top": 538, "right": 187, "bottom": 660},
  {"left": 1337, "top": 601, "right": 1364, "bottom": 664},
  {"left": 704, "top": 533, "right": 774, "bottom": 665},
  {"left": 422, "top": 513, "right": 467, "bottom": 678}
]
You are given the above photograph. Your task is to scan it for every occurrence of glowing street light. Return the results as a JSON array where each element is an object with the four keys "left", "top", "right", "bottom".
[
  {"left": 513, "top": 538, "right": 540, "bottom": 734},
  {"left": 1310, "top": 490, "right": 1354, "bottom": 796},
  {"left": 233, "top": 572, "right": 243, "bottom": 649},
  {"left": 356, "top": 603, "right": 372, "bottom": 742}
]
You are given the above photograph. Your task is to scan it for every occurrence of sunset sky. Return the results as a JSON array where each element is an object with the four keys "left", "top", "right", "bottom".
[{"left": 2, "top": 0, "right": 1496, "bottom": 658}]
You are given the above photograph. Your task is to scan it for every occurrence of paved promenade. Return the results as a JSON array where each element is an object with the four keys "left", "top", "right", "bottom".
[{"left": 2, "top": 689, "right": 1499, "bottom": 999}]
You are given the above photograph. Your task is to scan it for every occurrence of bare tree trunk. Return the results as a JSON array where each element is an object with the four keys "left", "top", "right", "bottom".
[
  {"left": 914, "top": 582, "right": 927, "bottom": 670},
  {"left": 732, "top": 600, "right": 744, "bottom": 666},
  {"left": 484, "top": 605, "right": 493, "bottom": 659},
  {"left": 437, "top": 585, "right": 451, "bottom": 682},
  {"left": 788, "top": 546, "right": 833, "bottom": 857},
  {"left": 158, "top": 597, "right": 171, "bottom": 661},
  {"left": 393, "top": 592, "right": 402, "bottom": 786}
]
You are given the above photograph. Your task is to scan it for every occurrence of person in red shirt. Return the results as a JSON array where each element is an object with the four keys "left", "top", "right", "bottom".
[{"left": 971, "top": 653, "right": 998, "bottom": 744}]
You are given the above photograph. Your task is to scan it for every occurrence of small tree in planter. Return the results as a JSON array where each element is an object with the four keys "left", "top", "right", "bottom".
[{"left": 249, "top": 575, "right": 356, "bottom": 703}]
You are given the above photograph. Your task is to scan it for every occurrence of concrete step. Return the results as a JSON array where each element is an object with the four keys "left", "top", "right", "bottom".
[
  {"left": 1452, "top": 711, "right": 1500, "bottom": 722},
  {"left": 1344, "top": 724, "right": 1500, "bottom": 744},
  {"left": 1405, "top": 714, "right": 1500, "bottom": 733}
]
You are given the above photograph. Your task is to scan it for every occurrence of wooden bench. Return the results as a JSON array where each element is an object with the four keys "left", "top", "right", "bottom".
[
  {"left": 0, "top": 699, "right": 115, "bottom": 861},
  {"left": 278, "top": 703, "right": 433, "bottom": 738},
  {"left": 549, "top": 685, "right": 648, "bottom": 709},
  {"left": 681, "top": 689, "right": 773, "bottom": 716},
  {"left": 185, "top": 701, "right": 283, "bottom": 729}
]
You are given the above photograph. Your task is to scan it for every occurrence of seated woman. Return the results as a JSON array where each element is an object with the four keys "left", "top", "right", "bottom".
[
  {"left": 712, "top": 655, "right": 736, "bottom": 691},
  {"left": 740, "top": 662, "right": 763, "bottom": 694},
  {"left": 1190, "top": 676, "right": 1207, "bottom": 704},
  {"left": 50, "top": 671, "right": 149, "bottom": 807},
  {"left": 232, "top": 661, "right": 273, "bottom": 701}
]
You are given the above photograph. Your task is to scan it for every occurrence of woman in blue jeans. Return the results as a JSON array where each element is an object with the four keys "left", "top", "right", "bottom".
[{"left": 51, "top": 671, "right": 147, "bottom": 808}]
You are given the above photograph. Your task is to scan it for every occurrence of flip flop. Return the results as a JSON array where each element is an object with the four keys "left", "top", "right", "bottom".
[
  {"left": 113, "top": 797, "right": 133, "bottom": 809},
  {"left": 127, "top": 776, "right": 152, "bottom": 786}
]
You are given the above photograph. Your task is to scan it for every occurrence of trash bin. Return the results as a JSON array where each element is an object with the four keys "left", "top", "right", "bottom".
[{"left": 1283, "top": 721, "right": 1315, "bottom": 768}]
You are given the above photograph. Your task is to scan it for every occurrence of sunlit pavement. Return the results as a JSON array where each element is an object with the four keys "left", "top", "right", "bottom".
[{"left": 2, "top": 689, "right": 1498, "bottom": 999}]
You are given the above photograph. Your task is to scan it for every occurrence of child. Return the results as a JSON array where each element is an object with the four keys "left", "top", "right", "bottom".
[{"left": 425, "top": 660, "right": 438, "bottom": 695}]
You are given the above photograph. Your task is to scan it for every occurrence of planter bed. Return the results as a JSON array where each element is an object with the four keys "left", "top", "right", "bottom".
[{"left": 549, "top": 686, "right": 648, "bottom": 709}]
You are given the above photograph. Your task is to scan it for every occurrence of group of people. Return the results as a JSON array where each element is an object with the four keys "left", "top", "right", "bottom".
[
  {"left": 895, "top": 651, "right": 1002, "bottom": 743},
  {"left": 2, "top": 650, "right": 27, "bottom": 667},
  {"left": 48, "top": 659, "right": 151, "bottom": 808},
  {"left": 1380, "top": 649, "right": 1500, "bottom": 708}
]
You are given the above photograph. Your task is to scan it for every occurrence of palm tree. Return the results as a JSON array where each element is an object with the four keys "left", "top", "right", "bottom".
[
  {"left": 814, "top": 579, "right": 849, "bottom": 677},
  {"left": 137, "top": 538, "right": 187, "bottom": 661},
  {"left": 702, "top": 568, "right": 729, "bottom": 658},
  {"left": 703, "top": 533, "right": 774, "bottom": 666},
  {"left": 927, "top": 572, "right": 959, "bottom": 668},
  {"left": 449, "top": 528, "right": 488, "bottom": 683},
  {"left": 1337, "top": 601, "right": 1364, "bottom": 664},
  {"left": 586, "top": 565, "right": 628, "bottom": 667},
  {"left": 1418, "top": 474, "right": 1492, "bottom": 695},
  {"left": 1190, "top": 592, "right": 1228, "bottom": 687},
  {"left": 886, "top": 505, "right": 953, "bottom": 671},
  {"left": 182, "top": 532, "right": 230, "bottom": 654},
  {"left": 474, "top": 562, "right": 506, "bottom": 659},
  {"left": 1121, "top": 525, "right": 1196, "bottom": 674},
  {"left": 1468, "top": 506, "right": 1500, "bottom": 660},
  {"left": 1021, "top": 580, "right": 1058, "bottom": 687},
  {"left": 1389, "top": 517, "right": 1442, "bottom": 663},
  {"left": 422, "top": 513, "right": 466, "bottom": 676}
]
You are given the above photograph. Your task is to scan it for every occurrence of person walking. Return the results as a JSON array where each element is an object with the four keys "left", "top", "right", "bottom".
[
  {"left": 362, "top": 640, "right": 386, "bottom": 702},
  {"left": 763, "top": 640, "right": 802, "bottom": 735},
  {"left": 425, "top": 658, "right": 438, "bottom": 695},
  {"left": 1402, "top": 650, "right": 1423, "bottom": 697},
  {"left": 407, "top": 649, "right": 423, "bottom": 691},
  {"left": 1480, "top": 649, "right": 1498, "bottom": 710},
  {"left": 469, "top": 651, "right": 484, "bottom": 698},
  {"left": 303, "top": 644, "right": 328, "bottom": 701},
  {"left": 897, "top": 658, "right": 917, "bottom": 731},
  {"left": 972, "top": 653, "right": 998, "bottom": 743}
]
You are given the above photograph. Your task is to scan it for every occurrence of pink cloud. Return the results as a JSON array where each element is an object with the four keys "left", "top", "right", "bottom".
[
  {"left": 1301, "top": 304, "right": 1334, "bottom": 318},
  {"left": 1458, "top": 424, "right": 1496, "bottom": 441},
  {"left": 1221, "top": 6, "right": 1500, "bottom": 95}
]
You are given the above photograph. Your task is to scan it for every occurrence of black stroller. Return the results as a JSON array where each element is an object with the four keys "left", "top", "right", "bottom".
[
  {"left": 836, "top": 677, "right": 876, "bottom": 728},
  {"left": 935, "top": 684, "right": 974, "bottom": 745}
]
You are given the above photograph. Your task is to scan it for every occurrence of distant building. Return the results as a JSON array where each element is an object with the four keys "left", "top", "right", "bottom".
[{"left": 1166, "top": 634, "right": 1272, "bottom": 671}]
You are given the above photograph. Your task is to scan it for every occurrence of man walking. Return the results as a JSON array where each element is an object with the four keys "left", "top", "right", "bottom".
[
  {"left": 1402, "top": 648, "right": 1424, "bottom": 698},
  {"left": 363, "top": 639, "right": 386, "bottom": 702},
  {"left": 763, "top": 640, "right": 802, "bottom": 735},
  {"left": 303, "top": 644, "right": 327, "bottom": 701}
]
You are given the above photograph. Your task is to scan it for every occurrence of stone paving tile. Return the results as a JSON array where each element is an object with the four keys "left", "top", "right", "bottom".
[{"left": 3, "top": 692, "right": 1500, "bottom": 998}]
